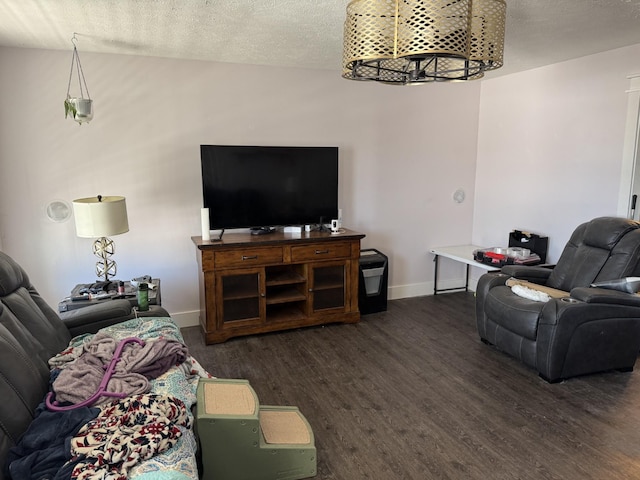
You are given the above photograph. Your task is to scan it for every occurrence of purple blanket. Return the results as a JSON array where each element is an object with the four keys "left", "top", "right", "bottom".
[{"left": 52, "top": 333, "right": 188, "bottom": 407}]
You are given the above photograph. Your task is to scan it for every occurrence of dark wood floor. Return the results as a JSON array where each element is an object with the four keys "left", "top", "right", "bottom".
[{"left": 182, "top": 293, "right": 640, "bottom": 480}]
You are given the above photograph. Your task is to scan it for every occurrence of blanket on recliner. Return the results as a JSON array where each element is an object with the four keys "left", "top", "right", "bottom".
[{"left": 52, "top": 332, "right": 188, "bottom": 406}]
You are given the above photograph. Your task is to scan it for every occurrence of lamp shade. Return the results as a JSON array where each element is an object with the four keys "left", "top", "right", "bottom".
[{"left": 73, "top": 195, "right": 129, "bottom": 238}]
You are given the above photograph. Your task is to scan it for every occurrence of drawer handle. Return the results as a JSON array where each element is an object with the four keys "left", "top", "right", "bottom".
[
  {"left": 315, "top": 250, "right": 329, "bottom": 255},
  {"left": 242, "top": 255, "right": 258, "bottom": 261}
]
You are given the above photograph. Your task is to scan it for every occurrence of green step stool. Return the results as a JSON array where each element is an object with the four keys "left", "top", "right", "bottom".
[{"left": 197, "top": 378, "right": 317, "bottom": 480}]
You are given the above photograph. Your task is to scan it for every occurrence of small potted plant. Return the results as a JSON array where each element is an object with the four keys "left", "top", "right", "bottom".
[
  {"left": 64, "top": 96, "right": 93, "bottom": 124},
  {"left": 65, "top": 35, "right": 93, "bottom": 125}
]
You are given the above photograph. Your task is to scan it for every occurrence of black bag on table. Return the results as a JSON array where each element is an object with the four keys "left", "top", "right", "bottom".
[{"left": 508, "top": 230, "right": 548, "bottom": 263}]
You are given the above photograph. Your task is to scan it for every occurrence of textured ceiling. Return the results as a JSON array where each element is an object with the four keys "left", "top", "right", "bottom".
[{"left": 1, "top": 0, "right": 640, "bottom": 79}]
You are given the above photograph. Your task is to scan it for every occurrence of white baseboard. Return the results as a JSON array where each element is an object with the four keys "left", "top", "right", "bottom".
[
  {"left": 389, "top": 275, "right": 481, "bottom": 300},
  {"left": 388, "top": 282, "right": 430, "bottom": 299},
  {"left": 171, "top": 273, "right": 481, "bottom": 328},
  {"left": 168, "top": 310, "right": 200, "bottom": 329}
]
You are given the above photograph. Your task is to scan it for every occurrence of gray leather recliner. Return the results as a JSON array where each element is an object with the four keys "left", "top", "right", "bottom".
[
  {"left": 476, "top": 216, "right": 640, "bottom": 382},
  {"left": 0, "top": 250, "right": 168, "bottom": 478}
]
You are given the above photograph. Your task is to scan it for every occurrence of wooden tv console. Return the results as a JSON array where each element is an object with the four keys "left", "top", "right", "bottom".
[{"left": 192, "top": 229, "right": 365, "bottom": 344}]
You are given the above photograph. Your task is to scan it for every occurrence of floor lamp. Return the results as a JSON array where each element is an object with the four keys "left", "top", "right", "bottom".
[{"left": 73, "top": 195, "right": 129, "bottom": 281}]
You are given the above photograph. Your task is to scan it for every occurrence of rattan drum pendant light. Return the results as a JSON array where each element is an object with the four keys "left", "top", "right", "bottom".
[{"left": 342, "top": 0, "right": 506, "bottom": 84}]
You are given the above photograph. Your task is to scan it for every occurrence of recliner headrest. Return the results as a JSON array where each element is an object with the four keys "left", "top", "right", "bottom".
[
  {"left": 583, "top": 217, "right": 640, "bottom": 250},
  {"left": 0, "top": 251, "right": 29, "bottom": 297}
]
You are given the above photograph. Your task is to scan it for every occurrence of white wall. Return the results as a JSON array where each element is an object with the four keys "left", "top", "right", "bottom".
[
  {"left": 473, "top": 44, "right": 640, "bottom": 265},
  {"left": 0, "top": 47, "right": 481, "bottom": 324},
  {"left": 4, "top": 43, "right": 640, "bottom": 323}
]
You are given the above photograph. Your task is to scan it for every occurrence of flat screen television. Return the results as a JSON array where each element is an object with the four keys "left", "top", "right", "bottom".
[{"left": 200, "top": 145, "right": 339, "bottom": 231}]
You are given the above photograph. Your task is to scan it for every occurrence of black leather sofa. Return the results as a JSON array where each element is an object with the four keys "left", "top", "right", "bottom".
[
  {"left": 0, "top": 250, "right": 169, "bottom": 479},
  {"left": 476, "top": 216, "right": 640, "bottom": 382}
]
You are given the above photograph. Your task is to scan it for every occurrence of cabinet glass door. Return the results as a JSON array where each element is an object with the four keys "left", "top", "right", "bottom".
[
  {"left": 310, "top": 263, "right": 345, "bottom": 312},
  {"left": 219, "top": 271, "right": 261, "bottom": 323}
]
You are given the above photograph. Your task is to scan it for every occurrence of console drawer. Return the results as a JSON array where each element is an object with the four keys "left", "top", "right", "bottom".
[
  {"left": 215, "top": 247, "right": 283, "bottom": 268},
  {"left": 291, "top": 243, "right": 351, "bottom": 262}
]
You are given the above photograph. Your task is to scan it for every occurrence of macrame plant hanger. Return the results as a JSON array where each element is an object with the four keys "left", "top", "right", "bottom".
[{"left": 64, "top": 34, "right": 93, "bottom": 124}]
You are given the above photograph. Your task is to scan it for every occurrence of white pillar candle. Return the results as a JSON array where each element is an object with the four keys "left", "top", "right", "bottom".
[{"left": 201, "top": 208, "right": 211, "bottom": 241}]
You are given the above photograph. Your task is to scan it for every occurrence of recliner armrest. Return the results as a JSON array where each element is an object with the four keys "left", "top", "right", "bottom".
[
  {"left": 570, "top": 287, "right": 640, "bottom": 307},
  {"left": 60, "top": 299, "right": 134, "bottom": 328},
  {"left": 59, "top": 300, "right": 170, "bottom": 336},
  {"left": 501, "top": 265, "right": 553, "bottom": 283}
]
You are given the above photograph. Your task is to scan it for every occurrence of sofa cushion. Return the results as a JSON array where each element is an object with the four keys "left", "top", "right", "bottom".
[
  {"left": 0, "top": 318, "right": 50, "bottom": 472},
  {"left": 547, "top": 217, "right": 640, "bottom": 292},
  {"left": 484, "top": 285, "right": 545, "bottom": 341},
  {"left": 0, "top": 253, "right": 70, "bottom": 358},
  {"left": 0, "top": 252, "right": 74, "bottom": 473},
  {"left": 583, "top": 217, "right": 638, "bottom": 250}
]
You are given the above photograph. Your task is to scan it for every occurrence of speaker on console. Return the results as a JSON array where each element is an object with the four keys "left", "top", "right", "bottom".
[{"left": 201, "top": 208, "right": 211, "bottom": 241}]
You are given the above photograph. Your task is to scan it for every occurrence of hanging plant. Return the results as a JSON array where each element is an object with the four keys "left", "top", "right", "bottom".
[
  {"left": 64, "top": 98, "right": 77, "bottom": 119},
  {"left": 65, "top": 34, "right": 93, "bottom": 125}
]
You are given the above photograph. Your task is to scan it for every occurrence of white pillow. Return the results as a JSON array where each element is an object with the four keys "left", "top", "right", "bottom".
[{"left": 511, "top": 284, "right": 551, "bottom": 302}]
